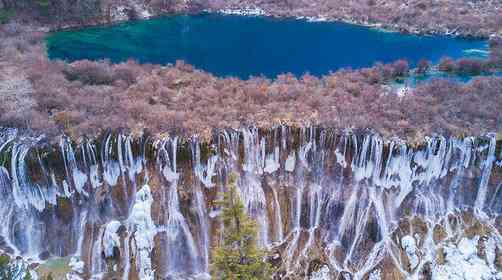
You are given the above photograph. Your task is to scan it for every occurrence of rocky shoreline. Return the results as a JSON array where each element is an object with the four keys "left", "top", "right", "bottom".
[
  {"left": 3, "top": 0, "right": 496, "bottom": 39},
  {"left": 45, "top": 8, "right": 497, "bottom": 40},
  {"left": 207, "top": 6, "right": 495, "bottom": 39},
  {"left": 203, "top": 0, "right": 500, "bottom": 39}
]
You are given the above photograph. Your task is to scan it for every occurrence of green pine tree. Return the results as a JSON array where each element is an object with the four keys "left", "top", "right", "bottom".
[
  {"left": 0, "top": 255, "right": 30, "bottom": 280},
  {"left": 211, "top": 173, "right": 274, "bottom": 280},
  {"left": 0, "top": 9, "right": 15, "bottom": 24},
  {"left": 23, "top": 271, "right": 32, "bottom": 280}
]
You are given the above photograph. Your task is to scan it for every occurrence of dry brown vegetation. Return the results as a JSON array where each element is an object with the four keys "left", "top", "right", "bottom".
[
  {"left": 1, "top": 0, "right": 501, "bottom": 37},
  {"left": 0, "top": 24, "right": 501, "bottom": 143},
  {"left": 209, "top": 0, "right": 502, "bottom": 37}
]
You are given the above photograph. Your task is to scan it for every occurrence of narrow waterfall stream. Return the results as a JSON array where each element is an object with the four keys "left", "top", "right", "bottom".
[{"left": 0, "top": 126, "right": 501, "bottom": 279}]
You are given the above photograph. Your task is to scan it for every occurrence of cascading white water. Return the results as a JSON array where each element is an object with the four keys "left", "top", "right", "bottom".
[
  {"left": 240, "top": 128, "right": 271, "bottom": 247},
  {"left": 157, "top": 137, "right": 202, "bottom": 278},
  {"left": 0, "top": 126, "right": 500, "bottom": 279},
  {"left": 191, "top": 138, "right": 215, "bottom": 274}
]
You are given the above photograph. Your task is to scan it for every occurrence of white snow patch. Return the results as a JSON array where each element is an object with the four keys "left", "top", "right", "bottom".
[
  {"left": 285, "top": 152, "right": 296, "bottom": 172},
  {"left": 218, "top": 6, "right": 266, "bottom": 16},
  {"left": 305, "top": 16, "right": 328, "bottom": 22},
  {"left": 110, "top": 6, "right": 129, "bottom": 21},
  {"left": 432, "top": 236, "right": 502, "bottom": 280},
  {"left": 69, "top": 257, "right": 85, "bottom": 274},
  {"left": 128, "top": 184, "right": 156, "bottom": 280},
  {"left": 309, "top": 265, "right": 331, "bottom": 280},
  {"left": 334, "top": 148, "right": 347, "bottom": 168},
  {"left": 369, "top": 269, "right": 381, "bottom": 280},
  {"left": 396, "top": 85, "right": 411, "bottom": 97},
  {"left": 401, "top": 235, "right": 419, "bottom": 270},
  {"left": 66, "top": 272, "right": 84, "bottom": 280},
  {"left": 132, "top": 3, "right": 151, "bottom": 18},
  {"left": 102, "top": 220, "right": 121, "bottom": 258}
]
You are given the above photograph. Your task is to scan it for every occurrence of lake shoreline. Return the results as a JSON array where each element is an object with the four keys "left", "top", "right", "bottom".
[
  {"left": 1, "top": 26, "right": 501, "bottom": 143},
  {"left": 46, "top": 13, "right": 490, "bottom": 79},
  {"left": 1, "top": 8, "right": 501, "bottom": 143},
  {"left": 23, "top": 7, "right": 495, "bottom": 40}
]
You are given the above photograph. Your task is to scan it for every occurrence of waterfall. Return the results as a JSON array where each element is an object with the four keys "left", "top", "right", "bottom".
[
  {"left": 191, "top": 138, "right": 215, "bottom": 275},
  {"left": 157, "top": 136, "right": 201, "bottom": 278},
  {"left": 0, "top": 126, "right": 500, "bottom": 279}
]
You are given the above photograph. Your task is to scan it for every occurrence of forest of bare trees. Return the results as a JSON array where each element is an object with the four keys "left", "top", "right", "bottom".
[
  {"left": 209, "top": 0, "right": 502, "bottom": 37},
  {"left": 1, "top": 23, "right": 501, "bottom": 143}
]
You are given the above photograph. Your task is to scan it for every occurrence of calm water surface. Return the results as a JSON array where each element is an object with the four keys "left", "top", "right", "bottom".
[{"left": 47, "top": 14, "right": 488, "bottom": 79}]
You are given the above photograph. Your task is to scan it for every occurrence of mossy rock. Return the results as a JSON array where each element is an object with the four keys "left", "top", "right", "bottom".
[{"left": 35, "top": 257, "right": 72, "bottom": 280}]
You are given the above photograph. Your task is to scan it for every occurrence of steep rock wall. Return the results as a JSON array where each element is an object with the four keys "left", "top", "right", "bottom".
[{"left": 0, "top": 126, "right": 501, "bottom": 279}]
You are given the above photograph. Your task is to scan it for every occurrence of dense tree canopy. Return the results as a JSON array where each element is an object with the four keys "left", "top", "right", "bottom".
[{"left": 0, "top": 23, "right": 501, "bottom": 143}]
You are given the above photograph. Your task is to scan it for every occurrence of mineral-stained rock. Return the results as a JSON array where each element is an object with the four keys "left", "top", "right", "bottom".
[
  {"left": 436, "top": 247, "right": 446, "bottom": 265},
  {"left": 433, "top": 224, "right": 447, "bottom": 244},
  {"left": 411, "top": 217, "right": 428, "bottom": 247},
  {"left": 496, "top": 246, "right": 502, "bottom": 271},
  {"left": 0, "top": 128, "right": 500, "bottom": 279},
  {"left": 477, "top": 236, "right": 488, "bottom": 259},
  {"left": 465, "top": 219, "right": 490, "bottom": 239}
]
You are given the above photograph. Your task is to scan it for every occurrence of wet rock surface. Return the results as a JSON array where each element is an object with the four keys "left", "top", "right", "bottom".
[{"left": 0, "top": 126, "right": 501, "bottom": 279}]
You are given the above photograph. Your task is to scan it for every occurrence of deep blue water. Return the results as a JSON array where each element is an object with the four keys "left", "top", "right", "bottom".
[{"left": 47, "top": 13, "right": 488, "bottom": 79}]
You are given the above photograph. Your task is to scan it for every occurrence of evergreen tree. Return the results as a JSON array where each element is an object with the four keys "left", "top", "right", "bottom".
[
  {"left": 0, "top": 255, "right": 29, "bottom": 280},
  {"left": 0, "top": 8, "right": 14, "bottom": 24},
  {"left": 211, "top": 174, "right": 274, "bottom": 280}
]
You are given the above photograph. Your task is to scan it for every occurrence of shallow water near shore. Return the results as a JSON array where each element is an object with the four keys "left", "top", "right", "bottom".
[{"left": 46, "top": 13, "right": 488, "bottom": 79}]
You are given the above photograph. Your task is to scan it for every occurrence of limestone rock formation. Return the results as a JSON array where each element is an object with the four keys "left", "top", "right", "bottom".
[{"left": 0, "top": 126, "right": 501, "bottom": 279}]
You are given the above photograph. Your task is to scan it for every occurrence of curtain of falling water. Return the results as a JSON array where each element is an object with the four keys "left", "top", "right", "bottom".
[{"left": 0, "top": 126, "right": 501, "bottom": 279}]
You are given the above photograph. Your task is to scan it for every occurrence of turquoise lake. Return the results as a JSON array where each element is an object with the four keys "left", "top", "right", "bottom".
[{"left": 46, "top": 14, "right": 488, "bottom": 79}]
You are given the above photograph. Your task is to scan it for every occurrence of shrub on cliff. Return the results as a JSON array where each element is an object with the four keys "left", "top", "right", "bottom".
[{"left": 211, "top": 174, "right": 274, "bottom": 280}]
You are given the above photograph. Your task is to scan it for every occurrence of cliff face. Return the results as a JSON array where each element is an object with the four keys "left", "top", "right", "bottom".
[
  {"left": 0, "top": 126, "right": 501, "bottom": 279},
  {"left": 0, "top": 0, "right": 188, "bottom": 28}
]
